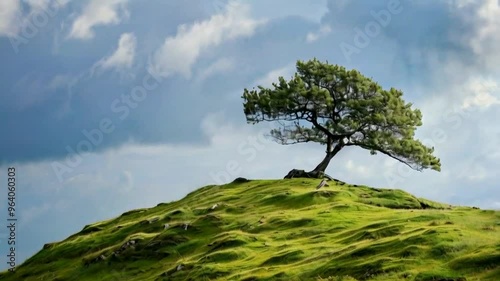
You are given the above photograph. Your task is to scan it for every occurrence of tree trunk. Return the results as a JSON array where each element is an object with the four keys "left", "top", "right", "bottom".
[
  {"left": 310, "top": 152, "right": 335, "bottom": 174},
  {"left": 309, "top": 142, "right": 344, "bottom": 174},
  {"left": 283, "top": 141, "right": 344, "bottom": 179}
]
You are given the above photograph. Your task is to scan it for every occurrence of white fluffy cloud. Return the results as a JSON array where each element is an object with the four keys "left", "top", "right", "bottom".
[
  {"left": 68, "top": 0, "right": 128, "bottom": 40},
  {"left": 462, "top": 78, "right": 500, "bottom": 109},
  {"left": 467, "top": 0, "right": 500, "bottom": 55},
  {"left": 92, "top": 32, "right": 136, "bottom": 73},
  {"left": 0, "top": 1, "right": 21, "bottom": 36},
  {"left": 149, "top": 1, "right": 266, "bottom": 79},
  {"left": 253, "top": 63, "right": 296, "bottom": 87},
  {"left": 452, "top": 0, "right": 500, "bottom": 68},
  {"left": 306, "top": 24, "right": 331, "bottom": 43}
]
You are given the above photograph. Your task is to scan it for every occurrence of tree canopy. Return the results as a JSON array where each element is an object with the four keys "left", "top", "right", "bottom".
[{"left": 242, "top": 58, "right": 441, "bottom": 176}]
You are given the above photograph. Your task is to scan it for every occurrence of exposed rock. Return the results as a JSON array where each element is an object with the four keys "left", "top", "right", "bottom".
[
  {"left": 232, "top": 177, "right": 250, "bottom": 183},
  {"left": 43, "top": 243, "right": 55, "bottom": 250},
  {"left": 284, "top": 169, "right": 311, "bottom": 179},
  {"left": 284, "top": 169, "right": 334, "bottom": 180},
  {"left": 112, "top": 240, "right": 137, "bottom": 257},
  {"left": 84, "top": 254, "right": 107, "bottom": 267}
]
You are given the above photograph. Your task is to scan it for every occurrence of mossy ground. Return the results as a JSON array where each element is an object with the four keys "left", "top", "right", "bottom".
[{"left": 1, "top": 179, "right": 499, "bottom": 280}]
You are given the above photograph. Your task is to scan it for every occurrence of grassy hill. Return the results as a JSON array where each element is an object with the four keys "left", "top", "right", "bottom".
[{"left": 1, "top": 178, "right": 499, "bottom": 281}]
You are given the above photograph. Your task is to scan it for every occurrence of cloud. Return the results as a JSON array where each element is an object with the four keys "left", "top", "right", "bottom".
[
  {"left": 493, "top": 202, "right": 500, "bottom": 210},
  {"left": 253, "top": 63, "right": 296, "bottom": 87},
  {"left": 0, "top": 0, "right": 21, "bottom": 36},
  {"left": 450, "top": 0, "right": 500, "bottom": 69},
  {"left": 306, "top": 24, "right": 331, "bottom": 43},
  {"left": 25, "top": 0, "right": 70, "bottom": 11},
  {"left": 460, "top": 163, "right": 488, "bottom": 181},
  {"left": 461, "top": 78, "right": 500, "bottom": 109},
  {"left": 48, "top": 74, "right": 73, "bottom": 90},
  {"left": 246, "top": 0, "right": 328, "bottom": 24},
  {"left": 345, "top": 159, "right": 373, "bottom": 178},
  {"left": 0, "top": 0, "right": 69, "bottom": 38},
  {"left": 92, "top": 32, "right": 136, "bottom": 73},
  {"left": 149, "top": 1, "right": 266, "bottom": 79},
  {"left": 421, "top": 75, "right": 500, "bottom": 113},
  {"left": 68, "top": 0, "right": 129, "bottom": 40},
  {"left": 62, "top": 168, "right": 133, "bottom": 194},
  {"left": 197, "top": 57, "right": 235, "bottom": 81},
  {"left": 8, "top": 73, "right": 73, "bottom": 110},
  {"left": 18, "top": 199, "right": 69, "bottom": 227},
  {"left": 19, "top": 203, "right": 51, "bottom": 226}
]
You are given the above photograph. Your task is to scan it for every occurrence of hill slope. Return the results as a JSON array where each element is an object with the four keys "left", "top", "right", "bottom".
[{"left": 1, "top": 179, "right": 499, "bottom": 281}]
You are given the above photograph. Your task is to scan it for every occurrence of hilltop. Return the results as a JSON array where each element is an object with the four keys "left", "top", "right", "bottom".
[{"left": 1, "top": 179, "right": 499, "bottom": 281}]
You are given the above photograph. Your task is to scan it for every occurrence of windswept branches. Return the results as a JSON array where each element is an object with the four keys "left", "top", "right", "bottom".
[{"left": 242, "top": 58, "right": 441, "bottom": 175}]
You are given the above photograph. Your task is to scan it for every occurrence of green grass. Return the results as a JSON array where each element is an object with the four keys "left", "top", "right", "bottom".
[{"left": 1, "top": 179, "right": 499, "bottom": 280}]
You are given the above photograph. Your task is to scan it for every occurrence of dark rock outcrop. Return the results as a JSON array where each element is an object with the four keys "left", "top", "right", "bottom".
[
  {"left": 232, "top": 177, "right": 250, "bottom": 183},
  {"left": 283, "top": 169, "right": 334, "bottom": 180}
]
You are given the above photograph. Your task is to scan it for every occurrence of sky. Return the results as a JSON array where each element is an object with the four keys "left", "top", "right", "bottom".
[{"left": 0, "top": 0, "right": 499, "bottom": 270}]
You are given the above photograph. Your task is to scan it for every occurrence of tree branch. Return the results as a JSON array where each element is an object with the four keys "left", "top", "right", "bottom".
[{"left": 346, "top": 142, "right": 419, "bottom": 171}]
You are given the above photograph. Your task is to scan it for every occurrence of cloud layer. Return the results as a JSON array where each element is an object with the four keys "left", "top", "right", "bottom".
[{"left": 68, "top": 0, "right": 129, "bottom": 40}]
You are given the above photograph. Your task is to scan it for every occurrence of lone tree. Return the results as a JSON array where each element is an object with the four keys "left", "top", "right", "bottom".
[{"left": 242, "top": 58, "right": 441, "bottom": 178}]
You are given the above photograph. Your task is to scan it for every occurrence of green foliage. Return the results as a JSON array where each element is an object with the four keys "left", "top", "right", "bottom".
[
  {"left": 1, "top": 179, "right": 498, "bottom": 281},
  {"left": 242, "top": 58, "right": 441, "bottom": 171}
]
